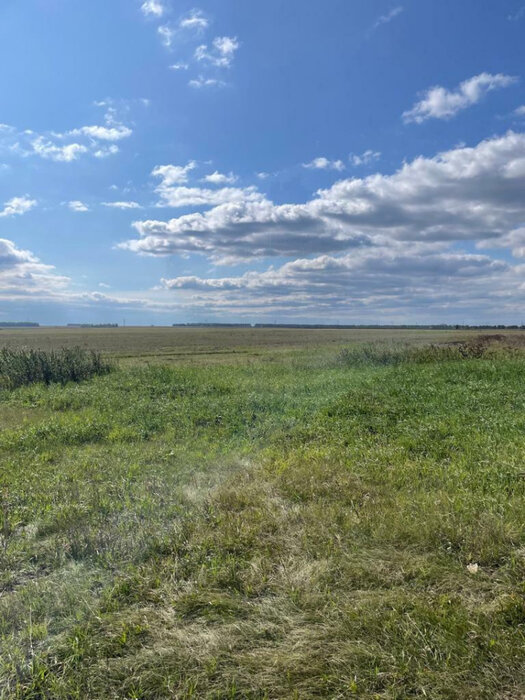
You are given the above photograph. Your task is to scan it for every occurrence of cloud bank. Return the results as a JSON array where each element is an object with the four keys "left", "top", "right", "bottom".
[
  {"left": 111, "top": 131, "right": 525, "bottom": 320},
  {"left": 122, "top": 131, "right": 525, "bottom": 261}
]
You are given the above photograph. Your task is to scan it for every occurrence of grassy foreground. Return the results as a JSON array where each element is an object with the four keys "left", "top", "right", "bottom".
[{"left": 1, "top": 334, "right": 525, "bottom": 698}]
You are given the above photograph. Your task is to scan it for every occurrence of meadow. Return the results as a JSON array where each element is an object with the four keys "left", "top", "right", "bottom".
[{"left": 1, "top": 328, "right": 524, "bottom": 699}]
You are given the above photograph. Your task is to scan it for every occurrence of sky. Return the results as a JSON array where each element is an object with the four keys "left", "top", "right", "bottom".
[{"left": 1, "top": 0, "right": 525, "bottom": 325}]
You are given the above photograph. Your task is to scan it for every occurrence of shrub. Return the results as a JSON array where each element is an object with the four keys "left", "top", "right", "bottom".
[{"left": 0, "top": 347, "right": 113, "bottom": 390}]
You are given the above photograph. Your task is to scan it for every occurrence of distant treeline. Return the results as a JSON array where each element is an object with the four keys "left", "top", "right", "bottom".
[
  {"left": 67, "top": 324, "right": 119, "bottom": 328},
  {"left": 0, "top": 322, "right": 39, "bottom": 328},
  {"left": 173, "top": 323, "right": 525, "bottom": 330},
  {"left": 173, "top": 323, "right": 253, "bottom": 328}
]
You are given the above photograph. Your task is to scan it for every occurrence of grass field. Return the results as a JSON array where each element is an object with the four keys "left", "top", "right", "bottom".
[
  {"left": 0, "top": 327, "right": 474, "bottom": 364},
  {"left": 1, "top": 328, "right": 525, "bottom": 698}
]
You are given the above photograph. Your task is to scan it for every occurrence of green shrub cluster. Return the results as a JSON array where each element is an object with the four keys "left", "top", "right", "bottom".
[{"left": 0, "top": 347, "right": 112, "bottom": 390}]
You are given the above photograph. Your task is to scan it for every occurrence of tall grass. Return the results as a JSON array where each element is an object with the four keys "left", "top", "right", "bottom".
[
  {"left": 337, "top": 338, "right": 524, "bottom": 367},
  {"left": 0, "top": 347, "right": 112, "bottom": 390}
]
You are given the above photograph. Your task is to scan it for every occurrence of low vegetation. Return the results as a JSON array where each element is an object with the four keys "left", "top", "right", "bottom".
[
  {"left": 0, "top": 347, "right": 112, "bottom": 391},
  {"left": 338, "top": 334, "right": 525, "bottom": 367},
  {"left": 1, "top": 332, "right": 524, "bottom": 698}
]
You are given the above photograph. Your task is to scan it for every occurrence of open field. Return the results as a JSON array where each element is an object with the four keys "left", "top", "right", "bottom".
[
  {"left": 0, "top": 326, "right": 484, "bottom": 364},
  {"left": 1, "top": 329, "right": 525, "bottom": 698}
]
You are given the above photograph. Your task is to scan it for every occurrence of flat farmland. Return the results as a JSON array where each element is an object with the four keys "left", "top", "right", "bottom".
[
  {"left": 1, "top": 328, "right": 525, "bottom": 699},
  {"left": 0, "top": 326, "right": 483, "bottom": 363}
]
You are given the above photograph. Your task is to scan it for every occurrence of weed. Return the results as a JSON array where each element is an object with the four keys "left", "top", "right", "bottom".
[{"left": 0, "top": 347, "right": 112, "bottom": 391}]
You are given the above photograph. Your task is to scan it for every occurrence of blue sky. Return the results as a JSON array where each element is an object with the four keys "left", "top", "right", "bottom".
[{"left": 1, "top": 0, "right": 525, "bottom": 324}]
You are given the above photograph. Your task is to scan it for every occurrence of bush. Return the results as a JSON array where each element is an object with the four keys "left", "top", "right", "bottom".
[{"left": 0, "top": 347, "right": 113, "bottom": 390}]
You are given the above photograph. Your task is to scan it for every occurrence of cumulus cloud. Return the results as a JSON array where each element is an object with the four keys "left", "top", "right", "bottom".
[
  {"left": 154, "top": 185, "right": 262, "bottom": 209},
  {"left": 195, "top": 36, "right": 239, "bottom": 68},
  {"left": 158, "top": 13, "right": 238, "bottom": 84},
  {"left": 514, "top": 105, "right": 525, "bottom": 117},
  {"left": 29, "top": 138, "right": 88, "bottom": 162},
  {"left": 158, "top": 246, "right": 523, "bottom": 320},
  {"left": 0, "top": 196, "right": 37, "bottom": 218},
  {"left": 126, "top": 198, "right": 370, "bottom": 260},
  {"left": 68, "top": 125, "right": 132, "bottom": 141},
  {"left": 68, "top": 200, "right": 89, "bottom": 212},
  {"left": 0, "top": 238, "right": 70, "bottom": 298},
  {"left": 152, "top": 162, "right": 196, "bottom": 185},
  {"left": 303, "top": 157, "right": 345, "bottom": 171},
  {"left": 201, "top": 170, "right": 237, "bottom": 185},
  {"left": 0, "top": 105, "right": 132, "bottom": 163},
  {"left": 0, "top": 238, "right": 168, "bottom": 313},
  {"left": 121, "top": 132, "right": 525, "bottom": 264},
  {"left": 403, "top": 72, "right": 518, "bottom": 123},
  {"left": 141, "top": 0, "right": 165, "bottom": 17},
  {"left": 150, "top": 163, "right": 258, "bottom": 208}
]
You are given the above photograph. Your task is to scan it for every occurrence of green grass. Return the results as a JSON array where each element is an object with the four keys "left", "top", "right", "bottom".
[
  {"left": 0, "top": 347, "right": 111, "bottom": 390},
  {"left": 1, "top": 334, "right": 525, "bottom": 698}
]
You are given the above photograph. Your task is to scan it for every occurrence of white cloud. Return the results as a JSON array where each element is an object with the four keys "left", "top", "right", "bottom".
[
  {"left": 0, "top": 238, "right": 171, "bottom": 314},
  {"left": 170, "top": 63, "right": 189, "bottom": 71},
  {"left": 156, "top": 239, "right": 525, "bottom": 322},
  {"left": 256, "top": 172, "right": 270, "bottom": 180},
  {"left": 68, "top": 200, "right": 89, "bottom": 212},
  {"left": 213, "top": 36, "right": 239, "bottom": 60},
  {"left": 68, "top": 125, "right": 132, "bottom": 141},
  {"left": 514, "top": 105, "right": 525, "bottom": 117},
  {"left": 188, "top": 76, "right": 227, "bottom": 88},
  {"left": 179, "top": 9, "right": 209, "bottom": 31},
  {"left": 102, "top": 201, "right": 142, "bottom": 209},
  {"left": 158, "top": 25, "right": 175, "bottom": 47},
  {"left": 151, "top": 162, "right": 259, "bottom": 209},
  {"left": 0, "top": 238, "right": 70, "bottom": 298},
  {"left": 141, "top": 0, "right": 165, "bottom": 17},
  {"left": 122, "top": 131, "right": 525, "bottom": 264},
  {"left": 195, "top": 36, "right": 239, "bottom": 68},
  {"left": 0, "top": 106, "right": 132, "bottom": 163},
  {"left": 93, "top": 145, "right": 120, "bottom": 159},
  {"left": 0, "top": 196, "right": 37, "bottom": 218},
  {"left": 351, "top": 150, "right": 381, "bottom": 166},
  {"left": 0, "top": 238, "right": 169, "bottom": 312},
  {"left": 159, "top": 248, "right": 510, "bottom": 319},
  {"left": 30, "top": 138, "right": 88, "bottom": 162},
  {"left": 373, "top": 6, "right": 404, "bottom": 29},
  {"left": 303, "top": 157, "right": 345, "bottom": 171},
  {"left": 152, "top": 162, "right": 196, "bottom": 185},
  {"left": 154, "top": 185, "right": 262, "bottom": 208},
  {"left": 403, "top": 72, "right": 518, "bottom": 123},
  {"left": 201, "top": 170, "right": 237, "bottom": 185}
]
